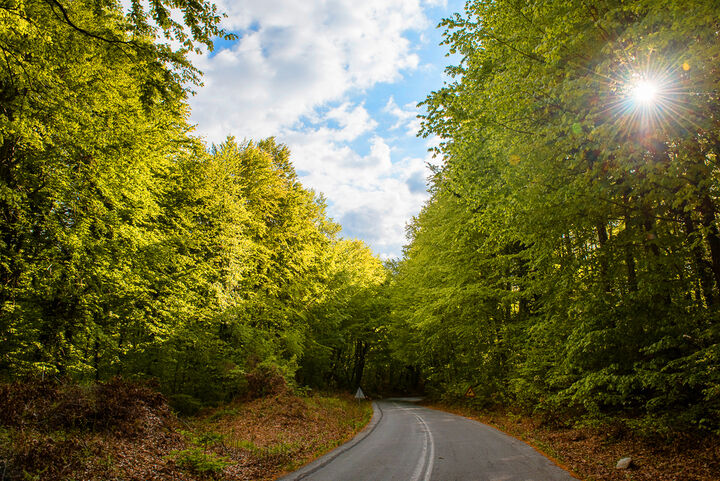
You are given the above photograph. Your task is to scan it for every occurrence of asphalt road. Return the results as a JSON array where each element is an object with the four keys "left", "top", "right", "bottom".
[{"left": 279, "top": 398, "right": 576, "bottom": 481}]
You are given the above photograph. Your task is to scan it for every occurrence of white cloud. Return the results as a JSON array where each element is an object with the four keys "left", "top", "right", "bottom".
[
  {"left": 286, "top": 128, "right": 430, "bottom": 258},
  {"left": 384, "top": 96, "right": 423, "bottom": 136},
  {"left": 184, "top": 0, "right": 440, "bottom": 257},
  {"left": 322, "top": 103, "right": 377, "bottom": 142},
  {"left": 190, "top": 0, "right": 429, "bottom": 143}
]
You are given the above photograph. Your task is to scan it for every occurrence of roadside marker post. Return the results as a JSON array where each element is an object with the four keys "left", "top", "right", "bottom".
[{"left": 355, "top": 387, "right": 366, "bottom": 402}]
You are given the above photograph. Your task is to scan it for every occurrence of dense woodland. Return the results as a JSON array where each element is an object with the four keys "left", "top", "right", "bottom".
[
  {"left": 390, "top": 0, "right": 720, "bottom": 432},
  {"left": 1, "top": 0, "right": 720, "bottom": 436},
  {"left": 0, "top": 0, "right": 388, "bottom": 409}
]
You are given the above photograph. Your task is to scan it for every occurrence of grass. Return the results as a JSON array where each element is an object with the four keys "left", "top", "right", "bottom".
[
  {"left": 0, "top": 379, "right": 373, "bottom": 481},
  {"left": 167, "top": 447, "right": 231, "bottom": 476},
  {"left": 181, "top": 393, "right": 373, "bottom": 480}
]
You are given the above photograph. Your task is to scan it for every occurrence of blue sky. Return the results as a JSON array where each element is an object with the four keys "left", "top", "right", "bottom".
[{"left": 187, "top": 0, "right": 465, "bottom": 259}]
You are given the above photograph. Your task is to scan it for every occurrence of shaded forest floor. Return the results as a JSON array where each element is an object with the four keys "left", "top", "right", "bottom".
[
  {"left": 426, "top": 402, "right": 720, "bottom": 481},
  {"left": 0, "top": 379, "right": 372, "bottom": 480}
]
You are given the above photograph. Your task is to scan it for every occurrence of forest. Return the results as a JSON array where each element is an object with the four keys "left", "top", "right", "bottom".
[
  {"left": 394, "top": 0, "right": 720, "bottom": 433},
  {"left": 0, "top": 0, "right": 389, "bottom": 409},
  {"left": 1, "top": 0, "right": 720, "bottom": 443}
]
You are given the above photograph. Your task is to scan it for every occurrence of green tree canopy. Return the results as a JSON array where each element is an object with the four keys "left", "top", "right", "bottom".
[{"left": 385, "top": 0, "right": 720, "bottom": 431}]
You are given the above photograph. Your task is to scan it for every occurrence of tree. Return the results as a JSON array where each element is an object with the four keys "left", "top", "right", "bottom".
[
  {"left": 394, "top": 0, "right": 720, "bottom": 429},
  {"left": 0, "top": 0, "right": 196, "bottom": 376},
  {"left": 298, "top": 239, "right": 388, "bottom": 390},
  {"left": 0, "top": 2, "right": 391, "bottom": 409}
]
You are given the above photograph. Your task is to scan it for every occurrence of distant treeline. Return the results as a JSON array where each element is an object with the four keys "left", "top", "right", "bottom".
[{"left": 384, "top": 0, "right": 720, "bottom": 432}]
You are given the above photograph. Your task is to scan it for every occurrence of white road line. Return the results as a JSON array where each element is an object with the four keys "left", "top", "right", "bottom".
[
  {"left": 395, "top": 403, "right": 435, "bottom": 481},
  {"left": 417, "top": 413, "right": 435, "bottom": 481},
  {"left": 409, "top": 414, "right": 429, "bottom": 481}
]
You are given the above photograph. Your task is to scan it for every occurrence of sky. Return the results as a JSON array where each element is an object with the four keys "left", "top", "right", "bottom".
[{"left": 186, "top": 0, "right": 465, "bottom": 259}]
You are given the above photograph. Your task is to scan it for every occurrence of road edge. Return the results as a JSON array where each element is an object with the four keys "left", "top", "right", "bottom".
[
  {"left": 421, "top": 403, "right": 582, "bottom": 480},
  {"left": 276, "top": 401, "right": 384, "bottom": 481}
]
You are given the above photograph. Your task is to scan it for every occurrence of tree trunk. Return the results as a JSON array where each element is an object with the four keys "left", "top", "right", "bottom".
[
  {"left": 699, "top": 195, "right": 720, "bottom": 297},
  {"left": 683, "top": 213, "right": 715, "bottom": 307},
  {"left": 596, "top": 222, "right": 610, "bottom": 292},
  {"left": 93, "top": 336, "right": 100, "bottom": 381},
  {"left": 352, "top": 340, "right": 368, "bottom": 388},
  {"left": 624, "top": 211, "right": 638, "bottom": 293}
]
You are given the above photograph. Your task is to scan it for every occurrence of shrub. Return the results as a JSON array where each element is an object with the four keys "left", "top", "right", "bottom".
[
  {"left": 169, "top": 394, "right": 204, "bottom": 416},
  {"left": 167, "top": 447, "right": 230, "bottom": 476},
  {"left": 0, "top": 378, "right": 173, "bottom": 437},
  {"left": 245, "top": 363, "right": 287, "bottom": 399}
]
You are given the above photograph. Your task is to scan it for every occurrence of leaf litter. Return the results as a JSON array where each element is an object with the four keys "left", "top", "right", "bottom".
[
  {"left": 0, "top": 379, "right": 371, "bottom": 481},
  {"left": 426, "top": 403, "right": 720, "bottom": 481}
]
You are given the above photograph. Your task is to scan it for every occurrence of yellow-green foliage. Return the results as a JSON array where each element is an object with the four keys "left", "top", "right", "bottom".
[
  {"left": 0, "top": 0, "right": 387, "bottom": 407},
  {"left": 387, "top": 0, "right": 720, "bottom": 432},
  {"left": 168, "top": 447, "right": 231, "bottom": 475}
]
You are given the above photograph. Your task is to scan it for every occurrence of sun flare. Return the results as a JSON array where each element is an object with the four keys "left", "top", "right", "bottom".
[
  {"left": 631, "top": 79, "right": 659, "bottom": 106},
  {"left": 588, "top": 48, "right": 705, "bottom": 137},
  {"left": 598, "top": 57, "right": 698, "bottom": 136}
]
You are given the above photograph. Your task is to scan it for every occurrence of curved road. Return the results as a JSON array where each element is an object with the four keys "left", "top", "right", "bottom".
[{"left": 280, "top": 399, "right": 576, "bottom": 481}]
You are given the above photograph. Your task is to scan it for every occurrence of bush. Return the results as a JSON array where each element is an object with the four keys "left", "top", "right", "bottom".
[
  {"left": 245, "top": 363, "right": 287, "bottom": 399},
  {"left": 168, "top": 447, "right": 230, "bottom": 476},
  {"left": 0, "top": 378, "right": 173, "bottom": 437},
  {"left": 169, "top": 394, "right": 204, "bottom": 416}
]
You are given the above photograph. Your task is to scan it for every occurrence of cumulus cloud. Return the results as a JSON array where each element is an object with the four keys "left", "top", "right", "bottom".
[
  {"left": 284, "top": 124, "right": 430, "bottom": 258},
  {"left": 384, "top": 96, "right": 423, "bottom": 136},
  {"left": 190, "top": 0, "right": 429, "bottom": 142},
  {"left": 184, "top": 0, "right": 440, "bottom": 257},
  {"left": 405, "top": 170, "right": 428, "bottom": 194}
]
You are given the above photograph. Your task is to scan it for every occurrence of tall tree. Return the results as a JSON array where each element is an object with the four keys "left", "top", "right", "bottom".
[{"left": 391, "top": 0, "right": 720, "bottom": 429}]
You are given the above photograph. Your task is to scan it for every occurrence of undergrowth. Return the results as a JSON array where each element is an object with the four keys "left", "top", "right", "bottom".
[
  {"left": 167, "top": 447, "right": 231, "bottom": 476},
  {"left": 0, "top": 380, "right": 372, "bottom": 481}
]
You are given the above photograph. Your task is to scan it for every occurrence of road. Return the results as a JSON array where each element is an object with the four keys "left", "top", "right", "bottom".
[{"left": 279, "top": 398, "right": 576, "bottom": 481}]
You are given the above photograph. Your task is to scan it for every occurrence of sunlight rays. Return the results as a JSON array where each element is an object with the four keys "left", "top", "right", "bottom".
[
  {"left": 593, "top": 50, "right": 705, "bottom": 139},
  {"left": 631, "top": 79, "right": 658, "bottom": 105}
]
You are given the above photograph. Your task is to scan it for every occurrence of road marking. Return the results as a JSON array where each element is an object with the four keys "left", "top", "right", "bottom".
[
  {"left": 408, "top": 414, "right": 428, "bottom": 481},
  {"left": 284, "top": 402, "right": 385, "bottom": 481},
  {"left": 395, "top": 403, "right": 435, "bottom": 481},
  {"left": 416, "top": 412, "right": 435, "bottom": 481}
]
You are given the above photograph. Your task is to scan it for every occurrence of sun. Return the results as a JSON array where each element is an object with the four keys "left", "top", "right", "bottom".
[
  {"left": 593, "top": 50, "right": 701, "bottom": 137},
  {"left": 631, "top": 79, "right": 659, "bottom": 106},
  {"left": 607, "top": 68, "right": 681, "bottom": 134}
]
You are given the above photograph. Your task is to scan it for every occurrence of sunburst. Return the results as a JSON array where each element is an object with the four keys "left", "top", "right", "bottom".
[
  {"left": 631, "top": 79, "right": 659, "bottom": 106},
  {"left": 595, "top": 51, "right": 703, "bottom": 139}
]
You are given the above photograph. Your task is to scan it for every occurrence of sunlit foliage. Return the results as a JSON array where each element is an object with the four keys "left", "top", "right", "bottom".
[
  {"left": 0, "top": 0, "right": 387, "bottom": 405},
  {"left": 388, "top": 0, "right": 720, "bottom": 431}
]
